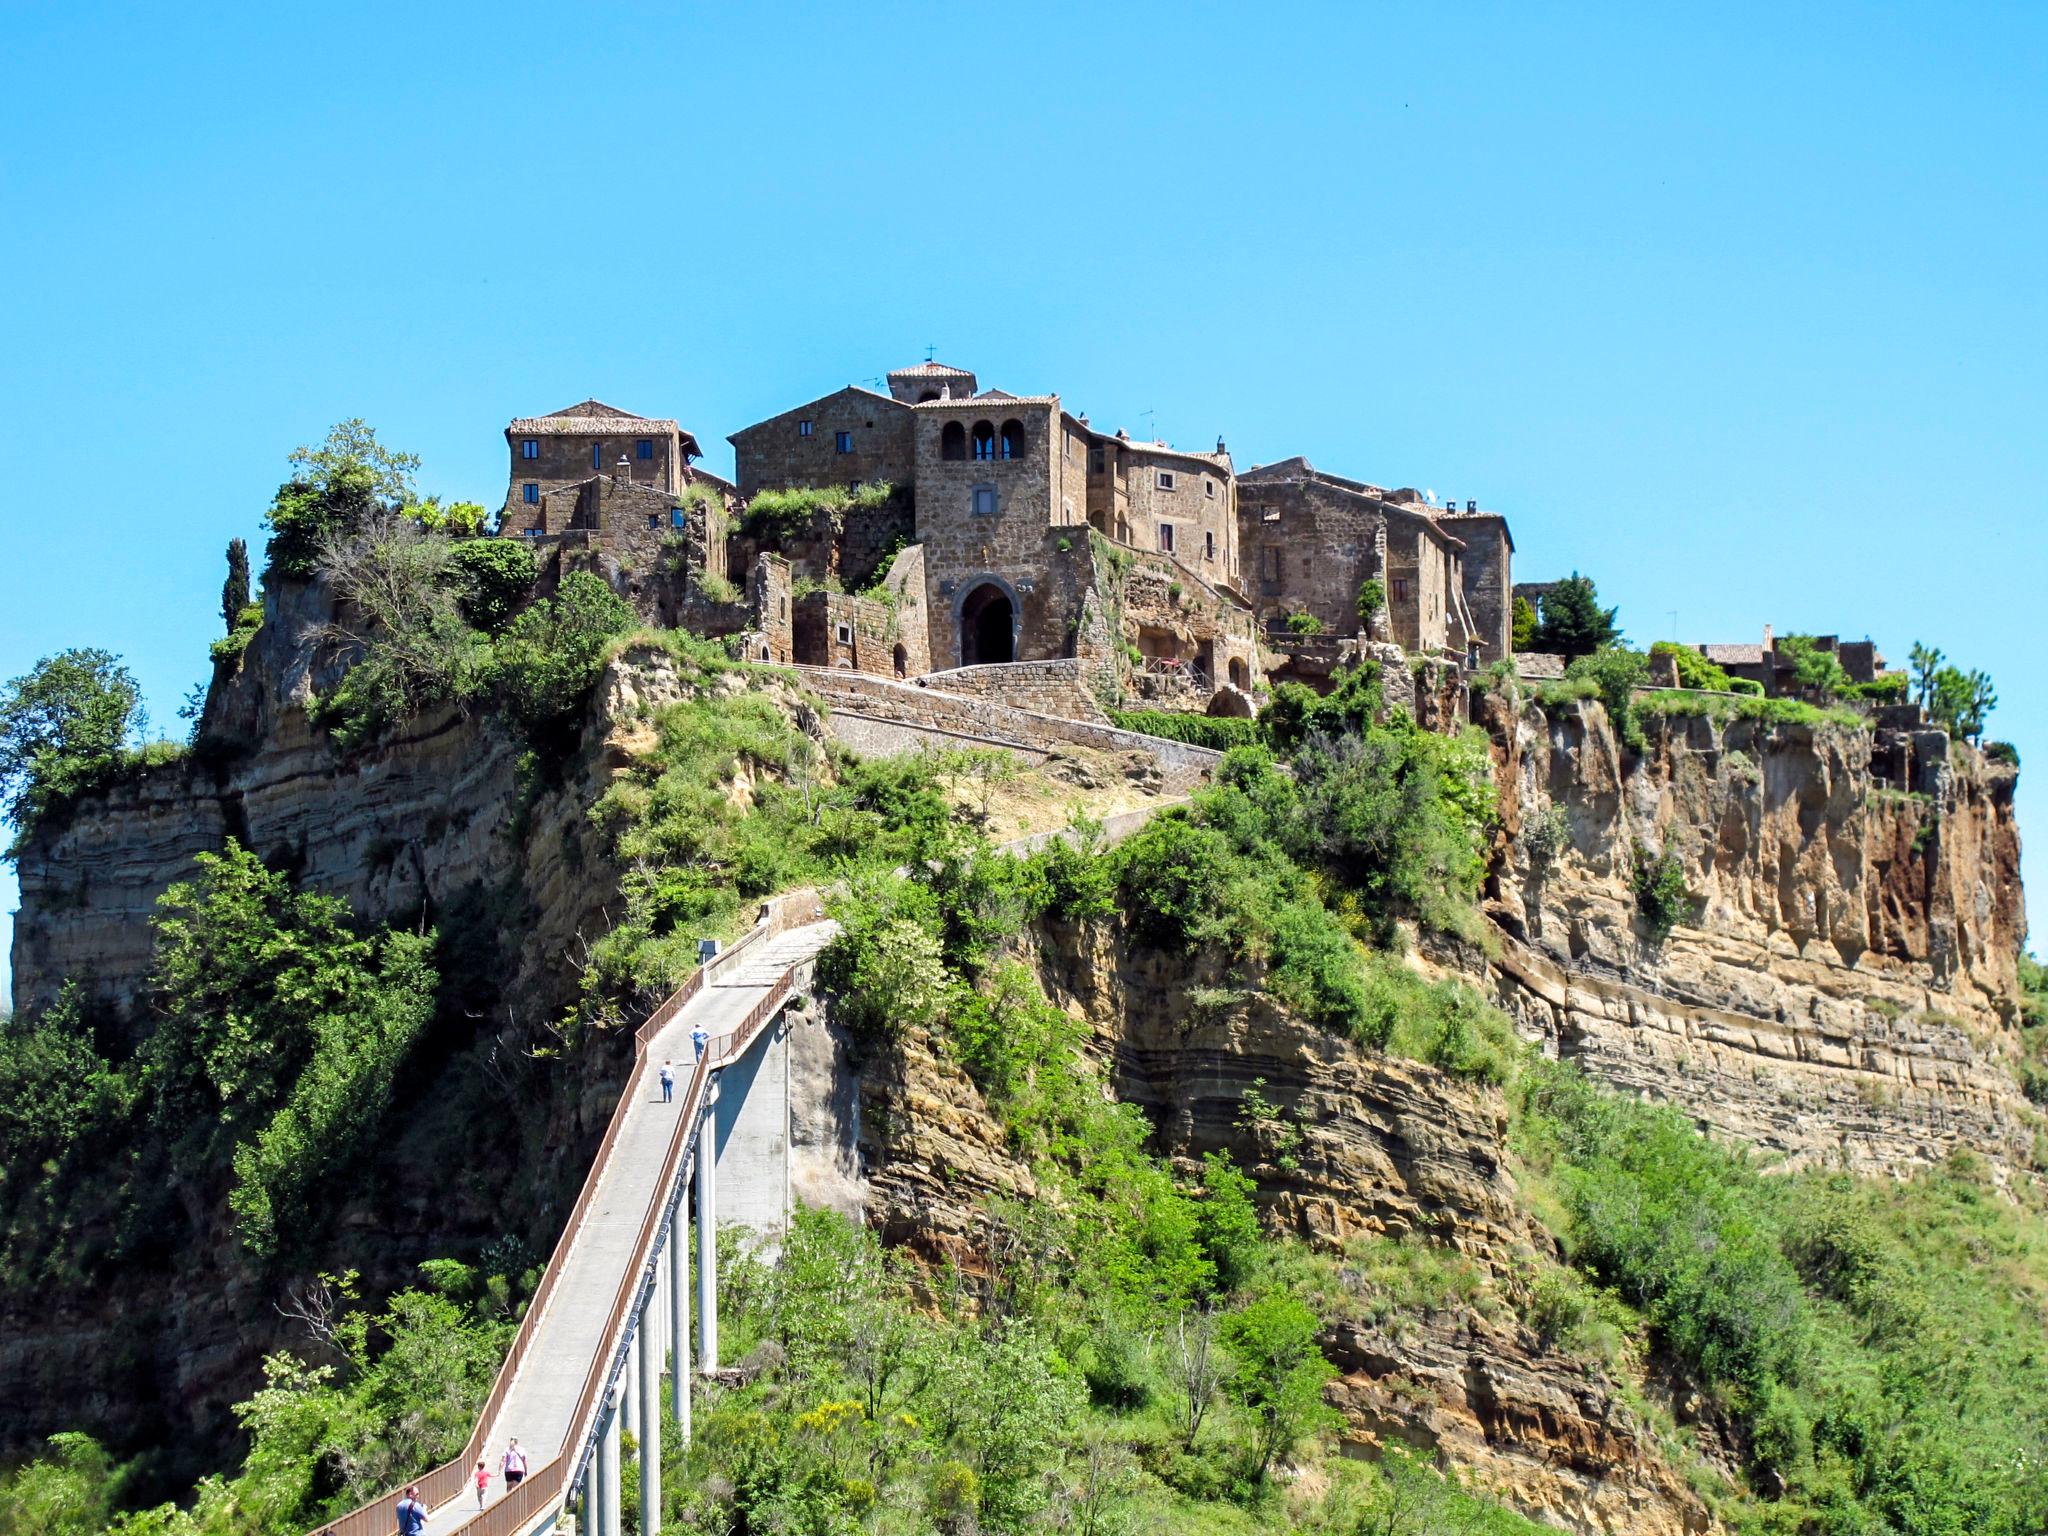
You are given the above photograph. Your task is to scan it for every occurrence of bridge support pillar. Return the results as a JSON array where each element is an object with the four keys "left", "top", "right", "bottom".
[
  {"left": 638, "top": 1289, "right": 662, "bottom": 1533},
  {"left": 622, "top": 1321, "right": 640, "bottom": 1440},
  {"left": 596, "top": 1392, "right": 621, "bottom": 1536},
  {"left": 669, "top": 1200, "right": 691, "bottom": 1440},
  {"left": 696, "top": 1078, "right": 719, "bottom": 1374}
]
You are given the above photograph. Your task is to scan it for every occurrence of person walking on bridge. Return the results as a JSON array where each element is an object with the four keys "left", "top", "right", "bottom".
[
  {"left": 395, "top": 1485, "right": 426, "bottom": 1536},
  {"left": 659, "top": 1059, "right": 675, "bottom": 1103},
  {"left": 691, "top": 1023, "right": 709, "bottom": 1063},
  {"left": 502, "top": 1438, "right": 527, "bottom": 1491},
  {"left": 473, "top": 1457, "right": 492, "bottom": 1508}
]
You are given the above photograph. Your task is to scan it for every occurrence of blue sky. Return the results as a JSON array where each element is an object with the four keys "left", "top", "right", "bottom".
[{"left": 3, "top": 1, "right": 2043, "bottom": 1002}]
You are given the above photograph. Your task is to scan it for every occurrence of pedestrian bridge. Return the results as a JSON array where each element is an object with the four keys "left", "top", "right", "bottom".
[{"left": 309, "top": 890, "right": 835, "bottom": 1536}]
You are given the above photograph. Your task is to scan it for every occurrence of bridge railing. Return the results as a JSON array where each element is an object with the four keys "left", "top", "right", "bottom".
[{"left": 304, "top": 894, "right": 818, "bottom": 1536}]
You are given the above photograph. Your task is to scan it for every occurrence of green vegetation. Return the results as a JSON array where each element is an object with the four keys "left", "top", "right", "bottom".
[
  {"left": 582, "top": 647, "right": 975, "bottom": 1024},
  {"left": 1107, "top": 709, "right": 1262, "bottom": 750},
  {"left": 1510, "top": 592, "right": 1537, "bottom": 651},
  {"left": 0, "top": 841, "right": 440, "bottom": 1275},
  {"left": 1635, "top": 688, "right": 1863, "bottom": 731},
  {"left": 1355, "top": 577, "right": 1386, "bottom": 629},
  {"left": 1629, "top": 839, "right": 1691, "bottom": 943},
  {"left": 2018, "top": 954, "right": 2048, "bottom": 1107},
  {"left": 446, "top": 537, "right": 537, "bottom": 635},
  {"left": 209, "top": 602, "right": 264, "bottom": 667},
  {"left": 740, "top": 481, "right": 893, "bottom": 543},
  {"left": 262, "top": 419, "right": 420, "bottom": 579},
  {"left": 219, "top": 539, "right": 250, "bottom": 631},
  {"left": 1564, "top": 648, "right": 1651, "bottom": 751},
  {"left": 1908, "top": 642, "right": 1998, "bottom": 743},
  {"left": 1517, "top": 1062, "right": 2048, "bottom": 1535},
  {"left": 1528, "top": 572, "right": 1621, "bottom": 657},
  {"left": 0, "top": 1258, "right": 524, "bottom": 1534},
  {"left": 1283, "top": 609, "right": 1325, "bottom": 636},
  {"left": 1649, "top": 640, "right": 1733, "bottom": 692},
  {"left": 0, "top": 649, "right": 152, "bottom": 847}
]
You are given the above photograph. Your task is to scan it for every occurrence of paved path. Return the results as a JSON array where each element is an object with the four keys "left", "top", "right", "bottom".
[{"left": 417, "top": 920, "right": 837, "bottom": 1536}]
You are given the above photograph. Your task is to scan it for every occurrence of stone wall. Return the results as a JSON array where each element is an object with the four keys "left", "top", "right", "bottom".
[
  {"left": 1442, "top": 512, "right": 1512, "bottom": 662},
  {"left": 794, "top": 589, "right": 900, "bottom": 674},
  {"left": 501, "top": 426, "right": 685, "bottom": 523},
  {"left": 796, "top": 666, "right": 1221, "bottom": 795},
  {"left": 913, "top": 659, "right": 1110, "bottom": 722}
]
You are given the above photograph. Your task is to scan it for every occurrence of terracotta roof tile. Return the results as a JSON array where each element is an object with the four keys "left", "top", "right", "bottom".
[{"left": 888, "top": 361, "right": 975, "bottom": 378}]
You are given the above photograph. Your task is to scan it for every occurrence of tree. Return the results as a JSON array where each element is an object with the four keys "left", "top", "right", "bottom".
[
  {"left": 446, "top": 538, "right": 537, "bottom": 635},
  {"left": 290, "top": 418, "right": 419, "bottom": 505},
  {"left": 1530, "top": 573, "right": 1621, "bottom": 658},
  {"left": 221, "top": 538, "right": 252, "bottom": 632},
  {"left": 1511, "top": 593, "right": 1537, "bottom": 652},
  {"left": 1908, "top": 642, "right": 1945, "bottom": 710},
  {"left": 1162, "top": 1307, "right": 1225, "bottom": 1450},
  {"left": 1221, "top": 1291, "right": 1336, "bottom": 1478},
  {"left": 310, "top": 514, "right": 485, "bottom": 749},
  {"left": 265, "top": 421, "right": 419, "bottom": 579},
  {"left": 1929, "top": 665, "right": 1996, "bottom": 743},
  {"left": 0, "top": 649, "right": 144, "bottom": 842},
  {"left": 488, "top": 570, "right": 635, "bottom": 747}
]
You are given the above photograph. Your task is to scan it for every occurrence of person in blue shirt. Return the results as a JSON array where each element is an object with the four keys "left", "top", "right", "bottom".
[
  {"left": 395, "top": 1485, "right": 427, "bottom": 1536},
  {"left": 691, "top": 1024, "right": 710, "bottom": 1062}
]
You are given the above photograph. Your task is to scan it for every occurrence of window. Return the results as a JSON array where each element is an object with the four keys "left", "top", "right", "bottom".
[
  {"left": 971, "top": 484, "right": 998, "bottom": 516},
  {"left": 1156, "top": 471, "right": 1176, "bottom": 490},
  {"left": 1393, "top": 577, "right": 1412, "bottom": 603},
  {"left": 971, "top": 420, "right": 997, "bottom": 460},
  {"left": 941, "top": 421, "right": 966, "bottom": 460},
  {"left": 1000, "top": 419, "right": 1025, "bottom": 460},
  {"left": 671, "top": 508, "right": 687, "bottom": 528},
  {"left": 1205, "top": 530, "right": 1216, "bottom": 560},
  {"left": 1205, "top": 479, "right": 1216, "bottom": 498},
  {"left": 798, "top": 420, "right": 813, "bottom": 437},
  {"left": 1089, "top": 446, "right": 1105, "bottom": 474},
  {"left": 1158, "top": 522, "right": 1176, "bottom": 553},
  {"left": 592, "top": 443, "right": 604, "bottom": 469},
  {"left": 523, "top": 483, "right": 540, "bottom": 504},
  {"left": 520, "top": 439, "right": 539, "bottom": 459},
  {"left": 835, "top": 430, "right": 853, "bottom": 454},
  {"left": 637, "top": 439, "right": 654, "bottom": 460},
  {"left": 835, "top": 621, "right": 854, "bottom": 645},
  {"left": 524, "top": 528, "right": 541, "bottom": 539},
  {"left": 1260, "top": 548, "right": 1281, "bottom": 578},
  {"left": 646, "top": 513, "right": 660, "bottom": 530}
]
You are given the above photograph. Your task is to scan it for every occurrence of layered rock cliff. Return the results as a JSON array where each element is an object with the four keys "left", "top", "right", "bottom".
[{"left": 1464, "top": 690, "right": 2034, "bottom": 1176}]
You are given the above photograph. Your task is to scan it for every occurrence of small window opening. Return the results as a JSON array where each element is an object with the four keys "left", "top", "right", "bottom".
[
  {"left": 835, "top": 430, "right": 853, "bottom": 454},
  {"left": 523, "top": 483, "right": 540, "bottom": 504},
  {"left": 1156, "top": 470, "right": 1176, "bottom": 490},
  {"left": 971, "top": 484, "right": 999, "bottom": 516},
  {"left": 1158, "top": 522, "right": 1176, "bottom": 553},
  {"left": 798, "top": 420, "right": 813, "bottom": 436},
  {"left": 637, "top": 439, "right": 654, "bottom": 460},
  {"left": 521, "top": 439, "right": 539, "bottom": 459},
  {"left": 971, "top": 421, "right": 997, "bottom": 461}
]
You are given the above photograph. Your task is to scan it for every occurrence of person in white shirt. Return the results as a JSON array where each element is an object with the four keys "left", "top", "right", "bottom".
[{"left": 502, "top": 1438, "right": 527, "bottom": 1491}]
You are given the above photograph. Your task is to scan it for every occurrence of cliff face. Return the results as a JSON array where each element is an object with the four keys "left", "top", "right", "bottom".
[
  {"left": 1467, "top": 691, "right": 2034, "bottom": 1176},
  {"left": 849, "top": 924, "right": 1714, "bottom": 1536},
  {"left": 0, "top": 591, "right": 725, "bottom": 1463}
]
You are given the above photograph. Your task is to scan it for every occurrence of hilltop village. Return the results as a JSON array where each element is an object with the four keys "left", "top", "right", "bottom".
[{"left": 492, "top": 363, "right": 1520, "bottom": 718}]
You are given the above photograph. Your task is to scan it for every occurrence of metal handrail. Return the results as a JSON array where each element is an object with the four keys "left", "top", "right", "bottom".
[{"left": 305, "top": 893, "right": 816, "bottom": 1536}]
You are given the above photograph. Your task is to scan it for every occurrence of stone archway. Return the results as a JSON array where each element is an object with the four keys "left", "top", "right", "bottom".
[{"left": 957, "top": 580, "right": 1016, "bottom": 666}]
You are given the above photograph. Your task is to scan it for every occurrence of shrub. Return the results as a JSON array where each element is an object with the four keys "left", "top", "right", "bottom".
[
  {"left": 488, "top": 571, "right": 634, "bottom": 751},
  {"left": 742, "top": 482, "right": 892, "bottom": 542},
  {"left": 1563, "top": 649, "right": 1649, "bottom": 752},
  {"left": 816, "top": 884, "right": 950, "bottom": 1047},
  {"left": 446, "top": 538, "right": 537, "bottom": 634},
  {"left": 1106, "top": 710, "right": 1260, "bottom": 750},
  {"left": 1284, "top": 609, "right": 1325, "bottom": 636},
  {"left": 1355, "top": 578, "right": 1386, "bottom": 628},
  {"left": 1522, "top": 804, "right": 1572, "bottom": 867},
  {"left": 1727, "top": 676, "right": 1765, "bottom": 697},
  {"left": 210, "top": 601, "right": 266, "bottom": 666},
  {"left": 1629, "top": 839, "right": 1690, "bottom": 942},
  {"left": 1649, "top": 640, "right": 1732, "bottom": 692},
  {"left": 1984, "top": 740, "right": 2019, "bottom": 767}
]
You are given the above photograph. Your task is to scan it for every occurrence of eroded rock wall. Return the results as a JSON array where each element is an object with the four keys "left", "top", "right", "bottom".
[{"left": 1466, "top": 691, "right": 2034, "bottom": 1175}]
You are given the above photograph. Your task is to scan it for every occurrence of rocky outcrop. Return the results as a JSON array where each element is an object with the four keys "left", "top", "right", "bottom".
[{"left": 1467, "top": 690, "right": 2035, "bottom": 1176}]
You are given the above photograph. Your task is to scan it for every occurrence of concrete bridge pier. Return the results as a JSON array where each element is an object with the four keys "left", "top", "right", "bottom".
[
  {"left": 637, "top": 1288, "right": 662, "bottom": 1533},
  {"left": 621, "top": 1327, "right": 639, "bottom": 1441},
  {"left": 595, "top": 1391, "right": 621, "bottom": 1536},
  {"left": 668, "top": 1194, "right": 691, "bottom": 1438},
  {"left": 695, "top": 1078, "right": 719, "bottom": 1374}
]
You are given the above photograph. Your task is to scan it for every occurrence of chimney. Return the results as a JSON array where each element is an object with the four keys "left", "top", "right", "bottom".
[
  {"left": 1763, "top": 624, "right": 1774, "bottom": 651},
  {"left": 617, "top": 454, "right": 632, "bottom": 485},
  {"left": 1216, "top": 436, "right": 1228, "bottom": 455},
  {"left": 1466, "top": 499, "right": 1477, "bottom": 513}
]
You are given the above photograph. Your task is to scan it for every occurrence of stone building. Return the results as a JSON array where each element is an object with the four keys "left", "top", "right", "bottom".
[
  {"left": 728, "top": 362, "right": 1259, "bottom": 692},
  {"left": 500, "top": 400, "right": 703, "bottom": 527},
  {"left": 1236, "top": 458, "right": 1513, "bottom": 662},
  {"left": 1699, "top": 626, "right": 1889, "bottom": 696}
]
